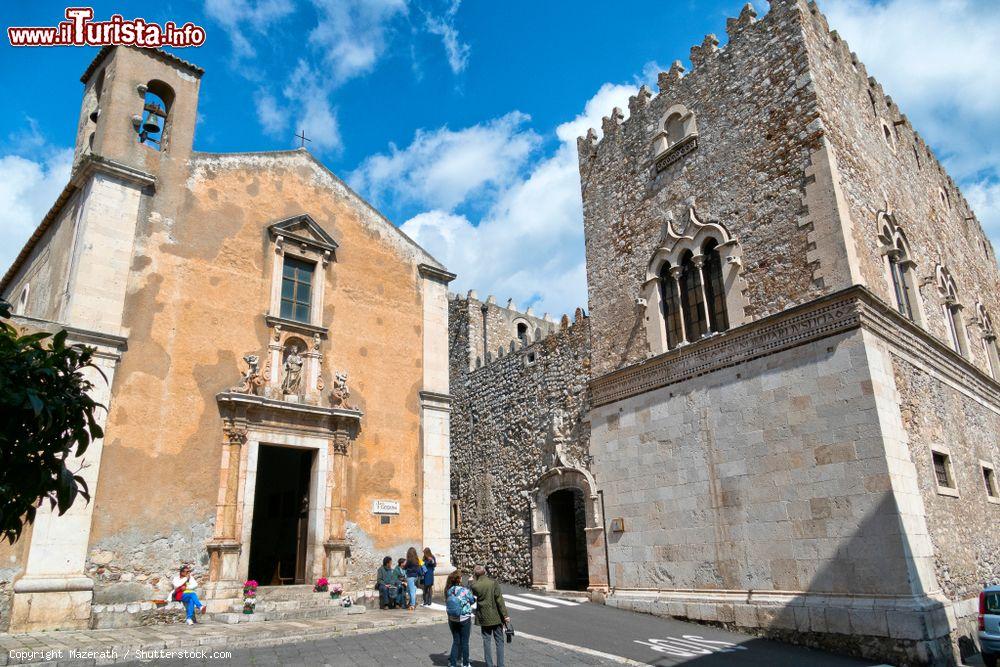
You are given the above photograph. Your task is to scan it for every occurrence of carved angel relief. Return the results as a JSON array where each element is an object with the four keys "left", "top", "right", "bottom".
[
  {"left": 330, "top": 371, "right": 352, "bottom": 408},
  {"left": 232, "top": 353, "right": 264, "bottom": 396}
]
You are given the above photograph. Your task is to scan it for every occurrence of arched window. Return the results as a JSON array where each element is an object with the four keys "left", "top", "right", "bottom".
[
  {"left": 644, "top": 204, "right": 744, "bottom": 355},
  {"left": 665, "top": 113, "right": 686, "bottom": 147},
  {"left": 138, "top": 80, "right": 175, "bottom": 151},
  {"left": 679, "top": 251, "right": 708, "bottom": 341},
  {"left": 702, "top": 239, "right": 729, "bottom": 333},
  {"left": 977, "top": 304, "right": 999, "bottom": 380},
  {"left": 936, "top": 266, "right": 967, "bottom": 356},
  {"left": 659, "top": 261, "right": 683, "bottom": 349},
  {"left": 15, "top": 284, "right": 29, "bottom": 316},
  {"left": 516, "top": 321, "right": 529, "bottom": 346},
  {"left": 878, "top": 212, "right": 922, "bottom": 326}
]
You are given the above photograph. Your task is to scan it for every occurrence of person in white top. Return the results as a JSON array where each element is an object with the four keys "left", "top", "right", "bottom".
[{"left": 171, "top": 564, "right": 206, "bottom": 624}]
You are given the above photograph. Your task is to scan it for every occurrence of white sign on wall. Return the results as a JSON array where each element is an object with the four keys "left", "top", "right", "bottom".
[{"left": 372, "top": 500, "right": 400, "bottom": 515}]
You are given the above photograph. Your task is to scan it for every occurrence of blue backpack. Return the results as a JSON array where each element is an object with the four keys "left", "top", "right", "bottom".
[{"left": 446, "top": 585, "right": 472, "bottom": 618}]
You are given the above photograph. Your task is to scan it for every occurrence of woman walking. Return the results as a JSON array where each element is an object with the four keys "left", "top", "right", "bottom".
[
  {"left": 421, "top": 547, "right": 437, "bottom": 606},
  {"left": 445, "top": 569, "right": 475, "bottom": 667},
  {"left": 404, "top": 547, "right": 422, "bottom": 611}
]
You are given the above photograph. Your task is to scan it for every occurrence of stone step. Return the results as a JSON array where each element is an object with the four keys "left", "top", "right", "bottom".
[
  {"left": 225, "top": 597, "right": 348, "bottom": 613},
  {"left": 209, "top": 604, "right": 366, "bottom": 624}
]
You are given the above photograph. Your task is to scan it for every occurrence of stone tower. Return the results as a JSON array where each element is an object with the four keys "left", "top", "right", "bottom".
[{"left": 578, "top": 0, "right": 1000, "bottom": 664}]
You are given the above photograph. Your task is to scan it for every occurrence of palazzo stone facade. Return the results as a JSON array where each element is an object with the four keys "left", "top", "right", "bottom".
[
  {"left": 578, "top": 1, "right": 1000, "bottom": 665},
  {"left": 0, "top": 46, "right": 454, "bottom": 631}
]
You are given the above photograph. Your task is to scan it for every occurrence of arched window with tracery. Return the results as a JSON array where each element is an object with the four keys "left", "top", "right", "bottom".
[
  {"left": 702, "top": 239, "right": 729, "bottom": 333},
  {"left": 936, "top": 266, "right": 968, "bottom": 357},
  {"left": 878, "top": 212, "right": 922, "bottom": 326},
  {"left": 977, "top": 304, "right": 999, "bottom": 380},
  {"left": 658, "top": 261, "right": 683, "bottom": 349},
  {"left": 643, "top": 204, "right": 744, "bottom": 355}
]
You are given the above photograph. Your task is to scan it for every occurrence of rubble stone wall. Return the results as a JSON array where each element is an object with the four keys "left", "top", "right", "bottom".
[{"left": 448, "top": 295, "right": 590, "bottom": 585}]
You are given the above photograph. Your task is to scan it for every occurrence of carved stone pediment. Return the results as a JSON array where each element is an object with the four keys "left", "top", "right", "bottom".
[{"left": 268, "top": 213, "right": 339, "bottom": 255}]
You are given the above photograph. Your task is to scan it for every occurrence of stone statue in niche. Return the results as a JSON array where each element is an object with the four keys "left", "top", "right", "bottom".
[
  {"left": 329, "top": 371, "right": 351, "bottom": 408},
  {"left": 281, "top": 344, "right": 304, "bottom": 396},
  {"left": 233, "top": 353, "right": 264, "bottom": 395}
]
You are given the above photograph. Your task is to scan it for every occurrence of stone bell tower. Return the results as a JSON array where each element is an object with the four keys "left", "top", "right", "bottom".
[{"left": 74, "top": 46, "right": 202, "bottom": 172}]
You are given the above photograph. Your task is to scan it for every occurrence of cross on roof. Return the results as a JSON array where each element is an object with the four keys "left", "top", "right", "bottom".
[{"left": 295, "top": 129, "right": 311, "bottom": 149}]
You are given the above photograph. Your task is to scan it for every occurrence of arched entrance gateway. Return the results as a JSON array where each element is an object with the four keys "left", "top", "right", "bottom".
[{"left": 529, "top": 467, "right": 608, "bottom": 593}]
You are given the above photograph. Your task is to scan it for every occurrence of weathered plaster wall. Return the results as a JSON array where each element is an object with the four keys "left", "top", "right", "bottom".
[
  {"left": 0, "top": 527, "right": 32, "bottom": 632},
  {"left": 1, "top": 195, "right": 80, "bottom": 322},
  {"left": 88, "top": 150, "right": 438, "bottom": 599},
  {"left": 449, "top": 296, "right": 590, "bottom": 585},
  {"left": 580, "top": 0, "right": 824, "bottom": 378},
  {"left": 802, "top": 2, "right": 1000, "bottom": 376}
]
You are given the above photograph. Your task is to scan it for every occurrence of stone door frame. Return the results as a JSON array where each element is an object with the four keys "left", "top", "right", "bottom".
[
  {"left": 238, "top": 431, "right": 329, "bottom": 587},
  {"left": 528, "top": 466, "right": 608, "bottom": 593}
]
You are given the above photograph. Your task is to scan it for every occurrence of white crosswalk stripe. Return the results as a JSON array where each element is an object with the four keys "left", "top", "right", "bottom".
[
  {"left": 517, "top": 593, "right": 581, "bottom": 606},
  {"left": 431, "top": 592, "right": 585, "bottom": 614},
  {"left": 504, "top": 594, "right": 559, "bottom": 608}
]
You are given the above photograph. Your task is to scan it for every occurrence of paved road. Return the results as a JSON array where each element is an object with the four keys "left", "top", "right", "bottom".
[
  {"left": 500, "top": 587, "right": 878, "bottom": 666},
  {"left": 116, "top": 587, "right": 880, "bottom": 666}
]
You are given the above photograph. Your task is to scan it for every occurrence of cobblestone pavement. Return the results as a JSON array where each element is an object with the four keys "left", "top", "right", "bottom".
[{"left": 118, "top": 625, "right": 616, "bottom": 666}]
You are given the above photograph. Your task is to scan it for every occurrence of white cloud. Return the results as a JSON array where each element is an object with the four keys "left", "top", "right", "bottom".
[
  {"left": 388, "top": 83, "right": 638, "bottom": 316},
  {"left": 204, "top": 0, "right": 295, "bottom": 59},
  {"left": 0, "top": 146, "right": 73, "bottom": 276},
  {"left": 308, "top": 0, "right": 409, "bottom": 84},
  {"left": 350, "top": 111, "right": 538, "bottom": 211},
  {"left": 255, "top": 90, "right": 287, "bottom": 136},
  {"left": 426, "top": 0, "right": 470, "bottom": 74},
  {"left": 821, "top": 0, "right": 1000, "bottom": 248}
]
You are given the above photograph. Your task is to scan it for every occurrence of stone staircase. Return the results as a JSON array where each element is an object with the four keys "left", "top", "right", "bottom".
[{"left": 207, "top": 584, "right": 373, "bottom": 624}]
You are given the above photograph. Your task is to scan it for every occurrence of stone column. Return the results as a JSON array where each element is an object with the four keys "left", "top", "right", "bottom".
[
  {"left": 417, "top": 264, "right": 457, "bottom": 588},
  {"left": 323, "top": 429, "right": 350, "bottom": 578},
  {"left": 206, "top": 422, "right": 246, "bottom": 596},
  {"left": 669, "top": 265, "right": 688, "bottom": 344},
  {"left": 691, "top": 254, "right": 712, "bottom": 333},
  {"left": 10, "top": 331, "right": 124, "bottom": 632}
]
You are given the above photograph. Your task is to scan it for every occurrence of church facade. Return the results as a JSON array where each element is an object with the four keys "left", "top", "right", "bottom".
[
  {"left": 0, "top": 46, "right": 454, "bottom": 632},
  {"left": 580, "top": 1, "right": 1000, "bottom": 664}
]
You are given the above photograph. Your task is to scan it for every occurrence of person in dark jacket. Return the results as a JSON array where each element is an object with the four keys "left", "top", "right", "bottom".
[
  {"left": 393, "top": 558, "right": 408, "bottom": 607},
  {"left": 404, "top": 547, "right": 422, "bottom": 611},
  {"left": 470, "top": 565, "right": 510, "bottom": 667},
  {"left": 375, "top": 556, "right": 397, "bottom": 609},
  {"left": 421, "top": 547, "right": 437, "bottom": 606}
]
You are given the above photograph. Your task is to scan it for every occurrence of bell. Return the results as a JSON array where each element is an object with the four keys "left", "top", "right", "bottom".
[{"left": 142, "top": 113, "right": 161, "bottom": 134}]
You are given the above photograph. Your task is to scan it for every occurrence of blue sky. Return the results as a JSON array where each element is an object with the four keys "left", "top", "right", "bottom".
[{"left": 2, "top": 0, "right": 999, "bottom": 316}]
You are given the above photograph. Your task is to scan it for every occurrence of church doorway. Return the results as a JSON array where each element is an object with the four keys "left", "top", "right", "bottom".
[
  {"left": 247, "top": 445, "right": 313, "bottom": 585},
  {"left": 547, "top": 488, "right": 589, "bottom": 590}
]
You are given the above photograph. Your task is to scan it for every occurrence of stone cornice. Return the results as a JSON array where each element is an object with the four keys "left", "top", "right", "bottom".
[
  {"left": 263, "top": 314, "right": 329, "bottom": 337},
  {"left": 419, "top": 389, "right": 454, "bottom": 411},
  {"left": 417, "top": 263, "right": 457, "bottom": 284},
  {"left": 217, "top": 391, "right": 363, "bottom": 424},
  {"left": 590, "top": 286, "right": 1000, "bottom": 409}
]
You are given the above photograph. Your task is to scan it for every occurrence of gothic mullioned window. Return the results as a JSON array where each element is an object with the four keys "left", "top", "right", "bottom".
[
  {"left": 936, "top": 265, "right": 968, "bottom": 357},
  {"left": 976, "top": 304, "right": 999, "bottom": 380},
  {"left": 877, "top": 212, "right": 922, "bottom": 326},
  {"left": 643, "top": 204, "right": 743, "bottom": 356}
]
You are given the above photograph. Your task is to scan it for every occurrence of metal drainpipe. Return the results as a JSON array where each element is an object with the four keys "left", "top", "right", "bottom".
[{"left": 597, "top": 489, "right": 611, "bottom": 592}]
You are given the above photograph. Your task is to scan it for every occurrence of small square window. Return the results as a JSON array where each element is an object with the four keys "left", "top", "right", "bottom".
[
  {"left": 380, "top": 515, "right": 391, "bottom": 525},
  {"left": 982, "top": 463, "right": 999, "bottom": 503},
  {"left": 931, "top": 449, "right": 959, "bottom": 497}
]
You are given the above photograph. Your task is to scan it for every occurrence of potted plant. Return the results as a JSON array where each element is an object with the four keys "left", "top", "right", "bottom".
[
  {"left": 242, "top": 579, "right": 258, "bottom": 614},
  {"left": 329, "top": 583, "right": 343, "bottom": 600},
  {"left": 314, "top": 577, "right": 329, "bottom": 593}
]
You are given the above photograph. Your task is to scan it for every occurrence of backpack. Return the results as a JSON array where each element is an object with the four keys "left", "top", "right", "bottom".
[{"left": 446, "top": 585, "right": 472, "bottom": 618}]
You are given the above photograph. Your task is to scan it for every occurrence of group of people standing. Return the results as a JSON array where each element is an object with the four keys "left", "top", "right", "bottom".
[
  {"left": 375, "top": 546, "right": 437, "bottom": 610},
  {"left": 444, "top": 565, "right": 510, "bottom": 667}
]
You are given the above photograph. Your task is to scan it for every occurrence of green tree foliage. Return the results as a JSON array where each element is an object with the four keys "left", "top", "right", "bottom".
[{"left": 0, "top": 300, "right": 105, "bottom": 544}]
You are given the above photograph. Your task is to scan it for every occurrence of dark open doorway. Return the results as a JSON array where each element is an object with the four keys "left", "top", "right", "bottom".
[
  {"left": 248, "top": 445, "right": 313, "bottom": 586},
  {"left": 548, "top": 488, "right": 589, "bottom": 590}
]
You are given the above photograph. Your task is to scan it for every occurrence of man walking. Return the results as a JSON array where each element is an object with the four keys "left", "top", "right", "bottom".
[{"left": 471, "top": 565, "right": 510, "bottom": 667}]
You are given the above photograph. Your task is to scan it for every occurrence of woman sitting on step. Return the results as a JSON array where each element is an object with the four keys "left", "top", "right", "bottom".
[{"left": 172, "top": 564, "right": 207, "bottom": 625}]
